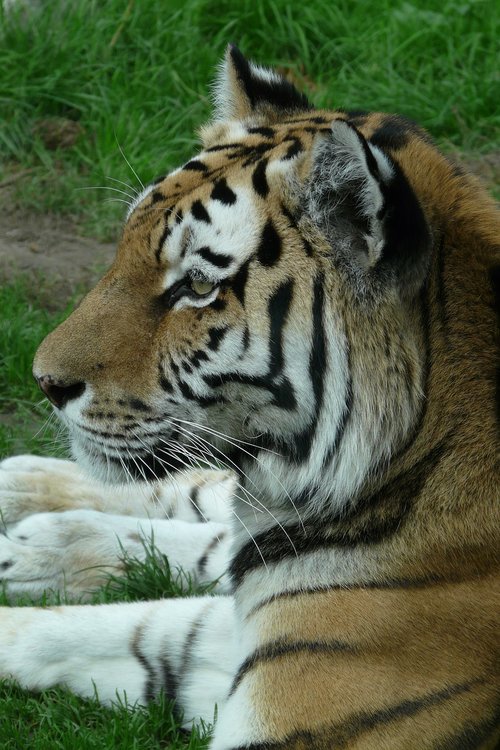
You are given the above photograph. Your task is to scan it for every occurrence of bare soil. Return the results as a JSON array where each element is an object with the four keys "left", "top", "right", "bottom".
[{"left": 0, "top": 187, "right": 115, "bottom": 306}]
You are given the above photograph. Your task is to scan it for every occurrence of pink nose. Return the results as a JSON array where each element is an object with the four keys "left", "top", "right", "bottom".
[{"left": 36, "top": 375, "right": 85, "bottom": 409}]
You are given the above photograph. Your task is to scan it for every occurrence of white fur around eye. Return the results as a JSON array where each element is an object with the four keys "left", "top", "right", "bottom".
[{"left": 172, "top": 286, "right": 219, "bottom": 312}]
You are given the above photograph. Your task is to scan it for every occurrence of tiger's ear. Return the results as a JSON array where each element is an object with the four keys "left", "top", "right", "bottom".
[
  {"left": 212, "top": 45, "right": 311, "bottom": 121},
  {"left": 306, "top": 119, "right": 431, "bottom": 297}
]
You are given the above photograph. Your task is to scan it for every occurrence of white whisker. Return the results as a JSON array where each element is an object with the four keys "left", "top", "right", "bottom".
[{"left": 114, "top": 133, "right": 145, "bottom": 191}]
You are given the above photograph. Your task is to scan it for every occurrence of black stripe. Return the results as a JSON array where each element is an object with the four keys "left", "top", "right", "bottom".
[
  {"left": 231, "top": 259, "right": 250, "bottom": 306},
  {"left": 370, "top": 113, "right": 432, "bottom": 151},
  {"left": 197, "top": 245, "right": 232, "bottom": 269},
  {"left": 150, "top": 190, "right": 164, "bottom": 204},
  {"left": 229, "top": 678, "right": 483, "bottom": 750},
  {"left": 207, "top": 325, "right": 229, "bottom": 351},
  {"left": 205, "top": 142, "right": 243, "bottom": 153},
  {"left": 230, "top": 435, "right": 451, "bottom": 586},
  {"left": 252, "top": 159, "right": 269, "bottom": 198},
  {"left": 154, "top": 222, "right": 171, "bottom": 263},
  {"left": 281, "top": 203, "right": 314, "bottom": 257},
  {"left": 241, "top": 142, "right": 273, "bottom": 168},
  {"left": 280, "top": 202, "right": 300, "bottom": 229},
  {"left": 282, "top": 115, "right": 327, "bottom": 125},
  {"left": 159, "top": 374, "right": 174, "bottom": 394},
  {"left": 183, "top": 159, "right": 207, "bottom": 172},
  {"left": 268, "top": 278, "right": 293, "bottom": 375},
  {"left": 248, "top": 126, "right": 275, "bottom": 138},
  {"left": 434, "top": 705, "right": 500, "bottom": 749},
  {"left": 289, "top": 274, "right": 326, "bottom": 462},
  {"left": 129, "top": 398, "right": 151, "bottom": 413},
  {"left": 282, "top": 136, "right": 303, "bottom": 160},
  {"left": 191, "top": 199, "right": 211, "bottom": 223},
  {"left": 229, "top": 637, "right": 357, "bottom": 696},
  {"left": 257, "top": 220, "right": 282, "bottom": 267},
  {"left": 242, "top": 325, "right": 250, "bottom": 352},
  {"left": 189, "top": 486, "right": 205, "bottom": 521},
  {"left": 322, "top": 329, "right": 353, "bottom": 468},
  {"left": 345, "top": 111, "right": 369, "bottom": 128},
  {"left": 159, "top": 654, "right": 181, "bottom": 720},
  {"left": 189, "top": 349, "right": 210, "bottom": 367},
  {"left": 246, "top": 573, "right": 479, "bottom": 618},
  {"left": 211, "top": 177, "right": 237, "bottom": 205},
  {"left": 116, "top": 440, "right": 186, "bottom": 481},
  {"left": 209, "top": 296, "right": 227, "bottom": 312},
  {"left": 197, "top": 532, "right": 226, "bottom": 576},
  {"left": 389, "top": 284, "right": 431, "bottom": 462},
  {"left": 228, "top": 45, "right": 311, "bottom": 113},
  {"left": 178, "top": 609, "right": 208, "bottom": 679},
  {"left": 202, "top": 280, "right": 295, "bottom": 408},
  {"left": 177, "top": 377, "right": 225, "bottom": 407},
  {"left": 131, "top": 627, "right": 156, "bottom": 702}
]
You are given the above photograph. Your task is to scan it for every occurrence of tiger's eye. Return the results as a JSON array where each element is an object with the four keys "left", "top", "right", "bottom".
[{"left": 191, "top": 279, "right": 215, "bottom": 296}]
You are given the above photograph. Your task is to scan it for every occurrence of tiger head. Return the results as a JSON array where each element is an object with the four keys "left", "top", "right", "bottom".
[{"left": 34, "top": 47, "right": 499, "bottom": 552}]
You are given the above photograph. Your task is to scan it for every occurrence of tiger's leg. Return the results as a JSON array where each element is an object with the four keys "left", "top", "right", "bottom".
[
  {"left": 0, "top": 455, "right": 234, "bottom": 525},
  {"left": 0, "top": 510, "right": 232, "bottom": 599},
  {"left": 0, "top": 595, "right": 236, "bottom": 727}
]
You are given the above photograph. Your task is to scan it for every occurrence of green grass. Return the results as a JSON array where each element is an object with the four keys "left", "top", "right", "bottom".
[
  {"left": 0, "top": 0, "right": 498, "bottom": 747},
  {"left": 0, "top": 278, "right": 73, "bottom": 458},
  {"left": 0, "top": 542, "right": 215, "bottom": 748},
  {"left": 0, "top": 685, "right": 210, "bottom": 750},
  {"left": 0, "top": 0, "right": 498, "bottom": 238}
]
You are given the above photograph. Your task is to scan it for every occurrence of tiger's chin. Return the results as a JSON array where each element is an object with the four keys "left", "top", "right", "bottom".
[{"left": 70, "top": 438, "right": 186, "bottom": 485}]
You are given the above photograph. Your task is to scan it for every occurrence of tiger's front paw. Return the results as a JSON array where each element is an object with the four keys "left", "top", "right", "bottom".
[
  {"left": 0, "top": 455, "right": 107, "bottom": 526},
  {"left": 0, "top": 510, "right": 123, "bottom": 600},
  {"left": 0, "top": 529, "right": 65, "bottom": 599}
]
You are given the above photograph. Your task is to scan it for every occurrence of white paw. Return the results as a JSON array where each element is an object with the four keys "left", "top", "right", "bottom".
[
  {"left": 0, "top": 529, "right": 64, "bottom": 593},
  {"left": 9, "top": 510, "right": 113, "bottom": 548},
  {"left": 0, "top": 455, "right": 106, "bottom": 525},
  {"left": 0, "top": 455, "right": 78, "bottom": 475},
  {"left": 0, "top": 511, "right": 123, "bottom": 600}
]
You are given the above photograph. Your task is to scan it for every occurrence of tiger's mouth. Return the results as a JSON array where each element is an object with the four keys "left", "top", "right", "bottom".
[
  {"left": 69, "top": 426, "right": 189, "bottom": 484},
  {"left": 110, "top": 439, "right": 187, "bottom": 482}
]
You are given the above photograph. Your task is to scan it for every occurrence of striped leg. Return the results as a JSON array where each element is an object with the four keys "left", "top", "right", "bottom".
[{"left": 0, "top": 595, "right": 236, "bottom": 727}]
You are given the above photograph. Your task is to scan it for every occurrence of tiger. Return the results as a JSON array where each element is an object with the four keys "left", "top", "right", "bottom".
[{"left": 0, "top": 45, "right": 498, "bottom": 749}]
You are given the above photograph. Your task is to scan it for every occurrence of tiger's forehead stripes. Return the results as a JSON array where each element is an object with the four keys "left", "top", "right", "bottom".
[{"left": 125, "top": 122, "right": 327, "bottom": 279}]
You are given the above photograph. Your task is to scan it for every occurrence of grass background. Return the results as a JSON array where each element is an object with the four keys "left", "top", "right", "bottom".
[
  {"left": 0, "top": 0, "right": 498, "bottom": 746},
  {"left": 1, "top": 0, "right": 498, "bottom": 238}
]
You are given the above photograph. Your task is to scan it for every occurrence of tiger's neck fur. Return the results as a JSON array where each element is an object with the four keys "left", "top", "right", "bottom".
[{"left": 229, "top": 135, "right": 499, "bottom": 597}]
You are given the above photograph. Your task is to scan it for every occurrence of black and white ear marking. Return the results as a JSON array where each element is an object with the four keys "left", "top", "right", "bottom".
[
  {"left": 306, "top": 119, "right": 431, "bottom": 297},
  {"left": 213, "top": 44, "right": 311, "bottom": 121}
]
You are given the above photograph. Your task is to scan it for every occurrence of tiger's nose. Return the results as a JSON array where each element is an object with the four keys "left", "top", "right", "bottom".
[{"left": 36, "top": 375, "right": 86, "bottom": 409}]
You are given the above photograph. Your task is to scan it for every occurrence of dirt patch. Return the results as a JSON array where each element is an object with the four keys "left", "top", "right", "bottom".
[{"left": 0, "top": 187, "right": 116, "bottom": 305}]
